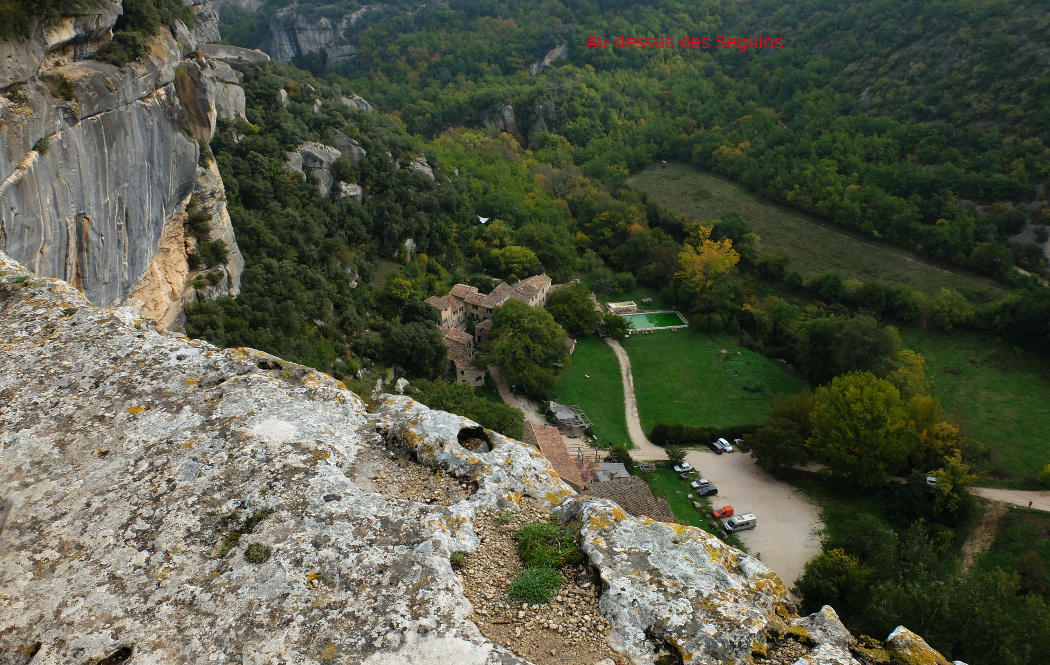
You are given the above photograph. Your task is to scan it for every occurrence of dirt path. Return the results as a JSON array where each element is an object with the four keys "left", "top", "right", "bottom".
[
  {"left": 961, "top": 503, "right": 1008, "bottom": 572},
  {"left": 604, "top": 337, "right": 667, "bottom": 461},
  {"left": 489, "top": 364, "right": 545, "bottom": 425},
  {"left": 972, "top": 487, "right": 1050, "bottom": 511}
]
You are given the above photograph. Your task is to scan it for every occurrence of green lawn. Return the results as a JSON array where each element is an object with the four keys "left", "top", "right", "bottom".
[
  {"left": 629, "top": 162, "right": 1005, "bottom": 302},
  {"left": 623, "top": 329, "right": 806, "bottom": 434},
  {"left": 901, "top": 327, "right": 1050, "bottom": 485},
  {"left": 551, "top": 337, "right": 630, "bottom": 447}
]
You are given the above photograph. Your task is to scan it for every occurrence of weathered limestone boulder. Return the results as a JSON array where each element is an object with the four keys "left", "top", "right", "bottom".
[
  {"left": 198, "top": 43, "right": 271, "bottom": 70},
  {"left": 337, "top": 181, "right": 364, "bottom": 202},
  {"left": 333, "top": 129, "right": 367, "bottom": 161},
  {"left": 407, "top": 156, "right": 435, "bottom": 180},
  {"left": 285, "top": 141, "right": 342, "bottom": 195},
  {"left": 886, "top": 627, "right": 960, "bottom": 665},
  {"left": 561, "top": 498, "right": 790, "bottom": 664},
  {"left": 341, "top": 92, "right": 374, "bottom": 112},
  {"left": 276, "top": 87, "right": 290, "bottom": 106},
  {"left": 0, "top": 254, "right": 557, "bottom": 665}
]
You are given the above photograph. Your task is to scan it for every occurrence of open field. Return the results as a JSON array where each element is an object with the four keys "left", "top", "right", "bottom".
[
  {"left": 623, "top": 329, "right": 806, "bottom": 434},
  {"left": 629, "top": 162, "right": 1005, "bottom": 302},
  {"left": 900, "top": 327, "right": 1050, "bottom": 486},
  {"left": 551, "top": 337, "right": 630, "bottom": 447}
]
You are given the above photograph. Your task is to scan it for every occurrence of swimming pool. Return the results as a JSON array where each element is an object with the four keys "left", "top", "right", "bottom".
[{"left": 622, "top": 311, "right": 688, "bottom": 329}]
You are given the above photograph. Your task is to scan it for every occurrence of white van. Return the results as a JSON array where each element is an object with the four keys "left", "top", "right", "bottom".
[{"left": 723, "top": 513, "right": 757, "bottom": 533}]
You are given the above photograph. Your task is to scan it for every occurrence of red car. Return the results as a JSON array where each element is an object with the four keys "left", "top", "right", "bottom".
[{"left": 712, "top": 506, "right": 734, "bottom": 519}]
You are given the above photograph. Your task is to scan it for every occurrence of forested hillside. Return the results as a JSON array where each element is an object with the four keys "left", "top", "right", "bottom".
[{"left": 190, "top": 3, "right": 1050, "bottom": 663}]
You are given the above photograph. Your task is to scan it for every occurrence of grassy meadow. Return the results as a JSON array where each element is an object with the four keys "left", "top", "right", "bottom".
[
  {"left": 901, "top": 327, "right": 1050, "bottom": 485},
  {"left": 550, "top": 337, "right": 630, "bottom": 447},
  {"left": 629, "top": 162, "right": 1005, "bottom": 302},
  {"left": 622, "top": 329, "right": 806, "bottom": 434}
]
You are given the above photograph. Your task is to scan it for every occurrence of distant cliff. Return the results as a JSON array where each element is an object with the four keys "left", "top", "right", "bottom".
[
  {"left": 0, "top": 0, "right": 245, "bottom": 327},
  {"left": 265, "top": 3, "right": 377, "bottom": 63}
]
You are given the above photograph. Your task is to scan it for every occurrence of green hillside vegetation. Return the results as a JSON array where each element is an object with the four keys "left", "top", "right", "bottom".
[
  {"left": 901, "top": 327, "right": 1050, "bottom": 485},
  {"left": 629, "top": 162, "right": 1005, "bottom": 302}
]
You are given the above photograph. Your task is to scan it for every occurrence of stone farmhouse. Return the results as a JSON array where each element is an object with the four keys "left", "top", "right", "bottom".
[{"left": 426, "top": 275, "right": 553, "bottom": 385}]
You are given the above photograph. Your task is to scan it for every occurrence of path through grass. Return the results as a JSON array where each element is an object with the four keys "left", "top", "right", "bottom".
[
  {"left": 629, "top": 162, "right": 1004, "bottom": 302},
  {"left": 623, "top": 329, "right": 806, "bottom": 434},
  {"left": 901, "top": 327, "right": 1050, "bottom": 485},
  {"left": 551, "top": 337, "right": 630, "bottom": 448}
]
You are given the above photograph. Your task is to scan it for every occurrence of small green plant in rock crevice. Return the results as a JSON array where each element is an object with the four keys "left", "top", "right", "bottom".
[
  {"left": 507, "top": 519, "right": 584, "bottom": 604},
  {"left": 244, "top": 543, "right": 271, "bottom": 564}
]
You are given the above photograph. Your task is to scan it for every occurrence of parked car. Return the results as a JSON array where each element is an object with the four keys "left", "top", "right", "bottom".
[
  {"left": 712, "top": 506, "right": 734, "bottom": 519},
  {"left": 707, "top": 438, "right": 733, "bottom": 454},
  {"left": 694, "top": 484, "right": 718, "bottom": 498},
  {"left": 673, "top": 463, "right": 693, "bottom": 473},
  {"left": 689, "top": 479, "right": 713, "bottom": 489},
  {"left": 723, "top": 513, "right": 757, "bottom": 533}
]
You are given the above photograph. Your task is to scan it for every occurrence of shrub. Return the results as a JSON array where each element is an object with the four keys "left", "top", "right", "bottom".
[
  {"left": 32, "top": 137, "right": 50, "bottom": 155},
  {"left": 449, "top": 551, "right": 468, "bottom": 570},
  {"left": 42, "top": 73, "right": 77, "bottom": 101},
  {"left": 198, "top": 239, "right": 229, "bottom": 267},
  {"left": 508, "top": 566, "right": 563, "bottom": 604},
  {"left": 243, "top": 543, "right": 270, "bottom": 564},
  {"left": 513, "top": 521, "right": 583, "bottom": 569}
]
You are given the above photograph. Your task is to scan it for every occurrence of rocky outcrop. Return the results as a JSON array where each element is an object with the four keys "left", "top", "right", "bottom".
[
  {"left": 0, "top": 3, "right": 246, "bottom": 322},
  {"left": 340, "top": 92, "right": 373, "bottom": 112},
  {"left": 485, "top": 104, "right": 519, "bottom": 135},
  {"left": 337, "top": 181, "right": 364, "bottom": 202},
  {"left": 285, "top": 141, "right": 342, "bottom": 195},
  {"left": 407, "top": 156, "right": 435, "bottom": 181},
  {"left": 267, "top": 4, "right": 378, "bottom": 63},
  {"left": 528, "top": 42, "right": 568, "bottom": 76},
  {"left": 203, "top": 60, "right": 247, "bottom": 120},
  {"left": 333, "top": 129, "right": 367, "bottom": 161},
  {"left": 198, "top": 43, "right": 271, "bottom": 70},
  {"left": 0, "top": 253, "right": 965, "bottom": 665}
]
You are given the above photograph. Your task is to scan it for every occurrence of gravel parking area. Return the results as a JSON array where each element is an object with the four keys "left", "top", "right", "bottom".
[{"left": 684, "top": 448, "right": 823, "bottom": 587}]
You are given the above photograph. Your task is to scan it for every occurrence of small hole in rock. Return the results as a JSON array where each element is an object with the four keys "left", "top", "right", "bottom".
[
  {"left": 95, "top": 646, "right": 133, "bottom": 665},
  {"left": 457, "top": 426, "right": 490, "bottom": 451},
  {"left": 256, "top": 359, "right": 283, "bottom": 370}
]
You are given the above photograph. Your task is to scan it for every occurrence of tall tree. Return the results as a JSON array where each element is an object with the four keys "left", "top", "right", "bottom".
[
  {"left": 808, "top": 372, "right": 916, "bottom": 487},
  {"left": 545, "top": 283, "right": 599, "bottom": 337},
  {"left": 483, "top": 299, "right": 569, "bottom": 397}
]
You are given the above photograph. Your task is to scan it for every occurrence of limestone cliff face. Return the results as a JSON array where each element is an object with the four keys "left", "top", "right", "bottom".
[
  {"left": 266, "top": 4, "right": 377, "bottom": 63},
  {"left": 0, "top": 1, "right": 243, "bottom": 323},
  {"left": 0, "top": 252, "right": 962, "bottom": 665}
]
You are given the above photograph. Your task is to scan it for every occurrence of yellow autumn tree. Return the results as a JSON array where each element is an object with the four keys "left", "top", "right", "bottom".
[{"left": 675, "top": 224, "right": 740, "bottom": 309}]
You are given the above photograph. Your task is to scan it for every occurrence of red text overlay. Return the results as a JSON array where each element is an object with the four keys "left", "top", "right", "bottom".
[{"left": 586, "top": 35, "right": 783, "bottom": 51}]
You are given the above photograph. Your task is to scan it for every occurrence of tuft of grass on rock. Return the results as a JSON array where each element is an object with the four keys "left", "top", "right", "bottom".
[
  {"left": 508, "top": 566, "right": 563, "bottom": 604},
  {"left": 244, "top": 543, "right": 271, "bottom": 564}
]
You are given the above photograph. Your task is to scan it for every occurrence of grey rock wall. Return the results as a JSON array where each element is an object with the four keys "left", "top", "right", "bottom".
[
  {"left": 267, "top": 4, "right": 377, "bottom": 62},
  {"left": 0, "top": 2, "right": 246, "bottom": 318}
]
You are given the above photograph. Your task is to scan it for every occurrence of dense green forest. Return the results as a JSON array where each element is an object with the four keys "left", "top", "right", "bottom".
[{"left": 178, "top": 2, "right": 1050, "bottom": 662}]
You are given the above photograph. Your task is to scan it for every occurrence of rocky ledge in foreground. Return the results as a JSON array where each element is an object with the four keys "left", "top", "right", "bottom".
[{"left": 0, "top": 251, "right": 961, "bottom": 665}]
